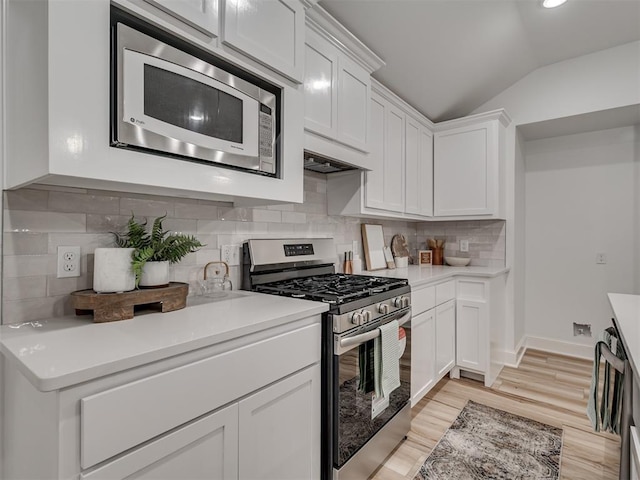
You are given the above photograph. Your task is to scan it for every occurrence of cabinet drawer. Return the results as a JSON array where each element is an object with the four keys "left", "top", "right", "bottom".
[
  {"left": 81, "top": 323, "right": 320, "bottom": 469},
  {"left": 435, "top": 280, "right": 455, "bottom": 305},
  {"left": 457, "top": 279, "right": 487, "bottom": 301},
  {"left": 412, "top": 286, "right": 435, "bottom": 315}
]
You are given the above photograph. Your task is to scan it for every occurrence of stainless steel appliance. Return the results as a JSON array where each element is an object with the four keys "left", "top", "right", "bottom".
[
  {"left": 111, "top": 9, "right": 279, "bottom": 176},
  {"left": 242, "top": 238, "right": 411, "bottom": 480}
]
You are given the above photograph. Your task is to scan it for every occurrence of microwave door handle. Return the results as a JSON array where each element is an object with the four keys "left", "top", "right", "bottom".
[{"left": 338, "top": 311, "right": 411, "bottom": 350}]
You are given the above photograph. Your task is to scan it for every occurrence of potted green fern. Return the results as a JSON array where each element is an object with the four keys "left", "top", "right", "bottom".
[{"left": 113, "top": 214, "right": 204, "bottom": 287}]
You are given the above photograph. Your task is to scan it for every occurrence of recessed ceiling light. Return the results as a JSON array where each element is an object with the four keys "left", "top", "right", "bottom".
[{"left": 543, "top": 0, "right": 568, "bottom": 8}]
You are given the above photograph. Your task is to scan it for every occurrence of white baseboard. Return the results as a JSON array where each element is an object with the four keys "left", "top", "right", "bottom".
[
  {"left": 524, "top": 335, "right": 593, "bottom": 360},
  {"left": 503, "top": 337, "right": 527, "bottom": 368}
]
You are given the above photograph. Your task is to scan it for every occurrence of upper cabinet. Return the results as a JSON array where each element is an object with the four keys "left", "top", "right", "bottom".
[
  {"left": 4, "top": 0, "right": 307, "bottom": 205},
  {"left": 327, "top": 80, "right": 434, "bottom": 219},
  {"left": 433, "top": 110, "right": 511, "bottom": 219},
  {"left": 143, "top": 0, "right": 219, "bottom": 36},
  {"left": 303, "top": 6, "right": 385, "bottom": 170},
  {"left": 222, "top": 0, "right": 306, "bottom": 83}
]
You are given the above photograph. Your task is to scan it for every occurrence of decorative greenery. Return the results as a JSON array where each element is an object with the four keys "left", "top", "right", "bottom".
[{"left": 113, "top": 214, "right": 204, "bottom": 285}]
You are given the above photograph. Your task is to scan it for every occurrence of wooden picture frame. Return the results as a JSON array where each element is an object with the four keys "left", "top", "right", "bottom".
[
  {"left": 418, "top": 250, "right": 432, "bottom": 265},
  {"left": 361, "top": 224, "right": 387, "bottom": 271}
]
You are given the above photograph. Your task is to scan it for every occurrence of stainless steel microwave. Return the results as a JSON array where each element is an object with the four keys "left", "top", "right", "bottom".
[{"left": 111, "top": 18, "right": 278, "bottom": 176}]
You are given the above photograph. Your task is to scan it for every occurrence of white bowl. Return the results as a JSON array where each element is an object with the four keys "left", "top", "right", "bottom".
[{"left": 445, "top": 256, "right": 471, "bottom": 267}]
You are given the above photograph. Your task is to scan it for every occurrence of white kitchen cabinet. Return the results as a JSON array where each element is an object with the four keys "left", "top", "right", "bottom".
[
  {"left": 2, "top": 318, "right": 322, "bottom": 480},
  {"left": 436, "top": 300, "right": 456, "bottom": 378},
  {"left": 143, "top": 0, "right": 219, "bottom": 36},
  {"left": 222, "top": 0, "right": 305, "bottom": 82},
  {"left": 456, "top": 275, "right": 507, "bottom": 386},
  {"left": 327, "top": 81, "right": 435, "bottom": 220},
  {"left": 456, "top": 299, "right": 488, "bottom": 372},
  {"left": 82, "top": 404, "right": 239, "bottom": 480},
  {"left": 410, "top": 309, "right": 436, "bottom": 407},
  {"left": 433, "top": 110, "right": 511, "bottom": 218},
  {"left": 303, "top": 6, "right": 384, "bottom": 169},
  {"left": 239, "top": 366, "right": 320, "bottom": 479},
  {"left": 405, "top": 115, "right": 434, "bottom": 217},
  {"left": 365, "top": 95, "right": 405, "bottom": 212},
  {"left": 5, "top": 0, "right": 305, "bottom": 205}
]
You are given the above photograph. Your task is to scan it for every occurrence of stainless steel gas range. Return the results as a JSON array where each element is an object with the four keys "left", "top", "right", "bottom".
[{"left": 242, "top": 238, "right": 412, "bottom": 480}]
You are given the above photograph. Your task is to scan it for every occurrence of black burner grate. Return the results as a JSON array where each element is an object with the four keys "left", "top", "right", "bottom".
[{"left": 255, "top": 274, "right": 408, "bottom": 305}]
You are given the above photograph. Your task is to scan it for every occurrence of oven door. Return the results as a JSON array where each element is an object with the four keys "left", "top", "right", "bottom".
[{"left": 332, "top": 310, "right": 411, "bottom": 469}]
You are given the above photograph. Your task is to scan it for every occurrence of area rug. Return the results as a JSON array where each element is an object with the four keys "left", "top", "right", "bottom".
[{"left": 413, "top": 400, "right": 562, "bottom": 480}]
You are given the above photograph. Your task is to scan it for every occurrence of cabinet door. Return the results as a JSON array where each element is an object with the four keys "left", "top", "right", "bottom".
[
  {"left": 383, "top": 104, "right": 406, "bottom": 212},
  {"left": 144, "top": 0, "right": 219, "bottom": 36},
  {"left": 364, "top": 94, "right": 386, "bottom": 209},
  {"left": 435, "top": 300, "right": 456, "bottom": 378},
  {"left": 456, "top": 299, "right": 487, "bottom": 372},
  {"left": 304, "top": 29, "right": 338, "bottom": 139},
  {"left": 434, "top": 120, "right": 497, "bottom": 216},
  {"left": 222, "top": 0, "right": 305, "bottom": 82},
  {"left": 411, "top": 309, "right": 436, "bottom": 406},
  {"left": 239, "top": 365, "right": 320, "bottom": 480},
  {"left": 336, "top": 54, "right": 370, "bottom": 152},
  {"left": 82, "top": 404, "right": 238, "bottom": 480},
  {"left": 405, "top": 117, "right": 433, "bottom": 217}
]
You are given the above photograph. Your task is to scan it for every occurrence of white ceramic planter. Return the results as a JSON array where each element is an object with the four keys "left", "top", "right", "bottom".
[
  {"left": 139, "top": 261, "right": 170, "bottom": 287},
  {"left": 93, "top": 248, "right": 136, "bottom": 293}
]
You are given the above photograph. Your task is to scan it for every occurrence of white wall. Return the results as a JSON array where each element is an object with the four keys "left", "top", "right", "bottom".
[
  {"left": 524, "top": 126, "right": 639, "bottom": 350},
  {"left": 513, "top": 130, "right": 526, "bottom": 347},
  {"left": 476, "top": 41, "right": 640, "bottom": 125}
]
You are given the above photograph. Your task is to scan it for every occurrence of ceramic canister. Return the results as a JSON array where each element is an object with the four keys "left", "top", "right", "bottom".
[{"left": 93, "top": 248, "right": 136, "bottom": 293}]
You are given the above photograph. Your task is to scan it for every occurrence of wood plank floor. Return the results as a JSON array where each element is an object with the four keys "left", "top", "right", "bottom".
[{"left": 371, "top": 349, "right": 621, "bottom": 480}]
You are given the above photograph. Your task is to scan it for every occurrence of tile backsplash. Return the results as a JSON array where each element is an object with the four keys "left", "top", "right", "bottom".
[{"left": 2, "top": 172, "right": 505, "bottom": 324}]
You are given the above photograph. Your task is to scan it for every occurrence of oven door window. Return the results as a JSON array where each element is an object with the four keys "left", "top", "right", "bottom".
[
  {"left": 334, "top": 328, "right": 411, "bottom": 468},
  {"left": 122, "top": 49, "right": 259, "bottom": 157}
]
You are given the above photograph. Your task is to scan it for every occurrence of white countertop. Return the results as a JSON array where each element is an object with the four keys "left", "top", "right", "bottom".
[
  {"left": 0, "top": 290, "right": 328, "bottom": 392},
  {"left": 608, "top": 293, "right": 640, "bottom": 379},
  {"left": 360, "top": 265, "right": 509, "bottom": 288}
]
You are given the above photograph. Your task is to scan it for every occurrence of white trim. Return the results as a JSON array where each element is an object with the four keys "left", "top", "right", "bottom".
[
  {"left": 502, "top": 336, "right": 526, "bottom": 368},
  {"left": 525, "top": 335, "right": 593, "bottom": 360}
]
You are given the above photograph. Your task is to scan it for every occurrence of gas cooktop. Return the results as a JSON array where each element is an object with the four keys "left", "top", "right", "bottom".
[{"left": 254, "top": 273, "right": 408, "bottom": 305}]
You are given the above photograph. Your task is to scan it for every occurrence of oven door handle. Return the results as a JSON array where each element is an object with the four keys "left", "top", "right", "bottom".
[{"left": 339, "top": 311, "right": 411, "bottom": 349}]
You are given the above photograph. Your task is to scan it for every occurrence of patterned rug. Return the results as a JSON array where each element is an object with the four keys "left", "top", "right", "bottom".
[{"left": 414, "top": 401, "right": 562, "bottom": 480}]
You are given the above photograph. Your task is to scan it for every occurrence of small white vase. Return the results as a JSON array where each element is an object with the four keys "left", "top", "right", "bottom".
[
  {"left": 139, "top": 261, "right": 170, "bottom": 287},
  {"left": 93, "top": 248, "right": 136, "bottom": 293}
]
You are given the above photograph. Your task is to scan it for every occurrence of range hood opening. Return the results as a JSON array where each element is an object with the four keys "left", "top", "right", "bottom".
[{"left": 303, "top": 151, "right": 358, "bottom": 174}]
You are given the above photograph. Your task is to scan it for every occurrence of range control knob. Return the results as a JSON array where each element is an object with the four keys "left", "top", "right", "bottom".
[
  {"left": 362, "top": 310, "right": 372, "bottom": 323},
  {"left": 378, "top": 303, "right": 390, "bottom": 314},
  {"left": 351, "top": 311, "right": 364, "bottom": 326},
  {"left": 394, "top": 296, "right": 410, "bottom": 308}
]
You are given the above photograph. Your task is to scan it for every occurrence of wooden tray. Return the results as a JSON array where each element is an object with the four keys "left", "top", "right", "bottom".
[{"left": 70, "top": 282, "right": 189, "bottom": 323}]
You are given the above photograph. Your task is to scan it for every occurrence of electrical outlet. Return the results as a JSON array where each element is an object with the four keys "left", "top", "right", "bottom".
[
  {"left": 596, "top": 253, "right": 607, "bottom": 264},
  {"left": 221, "top": 245, "right": 240, "bottom": 266},
  {"left": 57, "top": 246, "right": 81, "bottom": 278},
  {"left": 460, "top": 240, "right": 469, "bottom": 253}
]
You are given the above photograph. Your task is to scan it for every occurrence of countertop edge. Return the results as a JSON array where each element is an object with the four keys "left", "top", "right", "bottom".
[{"left": 1, "top": 300, "right": 329, "bottom": 392}]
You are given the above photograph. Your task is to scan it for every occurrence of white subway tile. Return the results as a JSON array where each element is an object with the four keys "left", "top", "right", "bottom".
[
  {"left": 218, "top": 207, "right": 253, "bottom": 222},
  {"left": 4, "top": 255, "right": 57, "bottom": 278},
  {"left": 49, "top": 192, "right": 120, "bottom": 214},
  {"left": 3, "top": 233, "right": 48, "bottom": 255},
  {"left": 4, "top": 189, "right": 49, "bottom": 211},
  {"left": 120, "top": 198, "right": 174, "bottom": 217},
  {"left": 5, "top": 211, "right": 86, "bottom": 233},
  {"left": 252, "top": 209, "right": 282, "bottom": 223},
  {"left": 174, "top": 203, "right": 219, "bottom": 220},
  {"left": 47, "top": 275, "right": 92, "bottom": 297},
  {"left": 48, "top": 233, "right": 114, "bottom": 254},
  {"left": 3, "top": 296, "right": 69, "bottom": 324},
  {"left": 3, "top": 276, "right": 47, "bottom": 301},
  {"left": 282, "top": 211, "right": 306, "bottom": 223},
  {"left": 198, "top": 220, "right": 237, "bottom": 234}
]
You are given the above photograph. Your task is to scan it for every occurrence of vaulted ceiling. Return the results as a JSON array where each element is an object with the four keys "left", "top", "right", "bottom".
[{"left": 319, "top": 0, "right": 640, "bottom": 123}]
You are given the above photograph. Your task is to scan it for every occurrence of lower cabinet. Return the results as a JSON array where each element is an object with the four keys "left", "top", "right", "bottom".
[
  {"left": 456, "top": 298, "right": 488, "bottom": 372},
  {"left": 435, "top": 300, "right": 456, "bottom": 378},
  {"left": 410, "top": 309, "right": 436, "bottom": 407},
  {"left": 83, "top": 403, "right": 239, "bottom": 480},
  {"left": 2, "top": 320, "right": 322, "bottom": 480},
  {"left": 239, "top": 365, "right": 320, "bottom": 480}
]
